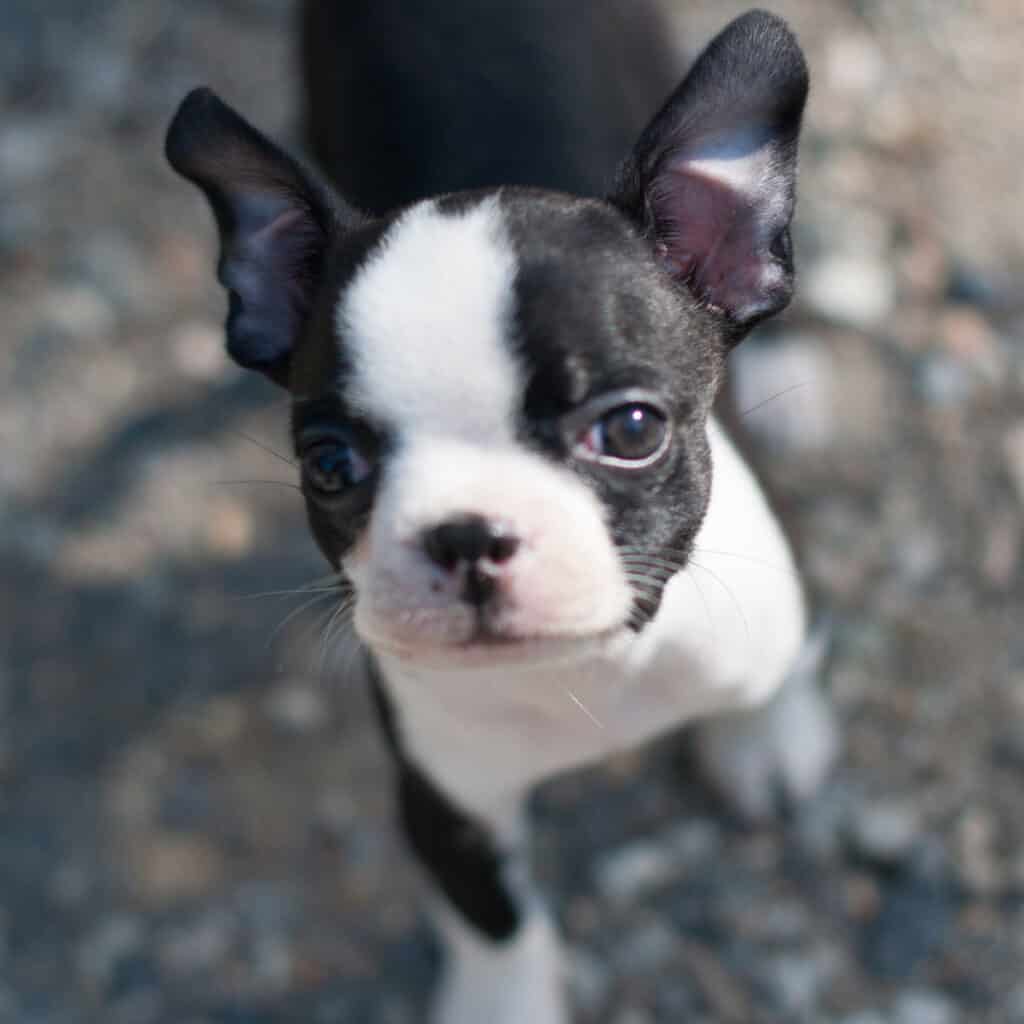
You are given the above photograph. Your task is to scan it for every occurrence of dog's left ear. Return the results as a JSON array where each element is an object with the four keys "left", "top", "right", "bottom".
[
  {"left": 166, "top": 88, "right": 355, "bottom": 386},
  {"left": 611, "top": 10, "right": 808, "bottom": 341}
]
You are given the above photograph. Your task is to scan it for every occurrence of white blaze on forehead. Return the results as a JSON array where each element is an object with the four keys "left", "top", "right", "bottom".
[{"left": 337, "top": 197, "right": 522, "bottom": 443}]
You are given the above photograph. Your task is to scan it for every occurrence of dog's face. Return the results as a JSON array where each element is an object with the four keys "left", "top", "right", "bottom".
[{"left": 166, "top": 11, "right": 807, "bottom": 667}]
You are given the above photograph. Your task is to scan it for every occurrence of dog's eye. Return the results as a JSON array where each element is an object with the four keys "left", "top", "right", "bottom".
[
  {"left": 303, "top": 439, "right": 373, "bottom": 494},
  {"left": 576, "top": 403, "right": 669, "bottom": 466}
]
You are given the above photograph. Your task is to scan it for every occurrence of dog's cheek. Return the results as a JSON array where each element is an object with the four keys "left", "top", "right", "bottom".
[{"left": 495, "top": 515, "right": 634, "bottom": 637}]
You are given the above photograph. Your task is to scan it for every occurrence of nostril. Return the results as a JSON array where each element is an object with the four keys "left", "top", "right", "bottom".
[
  {"left": 487, "top": 533, "right": 520, "bottom": 563},
  {"left": 422, "top": 526, "right": 460, "bottom": 572},
  {"left": 421, "top": 515, "right": 520, "bottom": 573}
]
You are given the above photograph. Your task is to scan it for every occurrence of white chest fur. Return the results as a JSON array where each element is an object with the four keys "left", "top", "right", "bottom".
[{"left": 376, "top": 419, "right": 806, "bottom": 819}]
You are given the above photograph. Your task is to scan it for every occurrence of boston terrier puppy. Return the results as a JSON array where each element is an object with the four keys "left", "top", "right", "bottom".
[{"left": 166, "top": 7, "right": 837, "bottom": 1022}]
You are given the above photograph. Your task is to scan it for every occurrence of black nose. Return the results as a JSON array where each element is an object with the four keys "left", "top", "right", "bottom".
[{"left": 421, "top": 515, "right": 520, "bottom": 573}]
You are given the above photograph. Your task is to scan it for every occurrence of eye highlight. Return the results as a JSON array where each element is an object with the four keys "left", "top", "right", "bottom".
[
  {"left": 575, "top": 401, "right": 670, "bottom": 468},
  {"left": 302, "top": 437, "right": 373, "bottom": 495}
]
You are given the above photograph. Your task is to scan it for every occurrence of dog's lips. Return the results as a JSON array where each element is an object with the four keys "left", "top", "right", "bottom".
[{"left": 362, "top": 621, "right": 630, "bottom": 671}]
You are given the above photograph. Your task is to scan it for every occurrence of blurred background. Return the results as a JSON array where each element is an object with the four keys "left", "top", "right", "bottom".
[{"left": 1, "top": 1, "right": 1023, "bottom": 1022}]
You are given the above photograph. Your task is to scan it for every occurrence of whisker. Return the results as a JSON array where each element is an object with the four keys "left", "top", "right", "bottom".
[
  {"left": 684, "top": 567, "right": 714, "bottom": 636},
  {"left": 267, "top": 591, "right": 339, "bottom": 650},
  {"left": 236, "top": 585, "right": 350, "bottom": 601},
  {"left": 688, "top": 560, "right": 751, "bottom": 646},
  {"left": 623, "top": 575, "right": 669, "bottom": 594},
  {"left": 620, "top": 557, "right": 685, "bottom": 578},
  {"left": 211, "top": 479, "right": 302, "bottom": 492},
  {"left": 738, "top": 380, "right": 807, "bottom": 419},
  {"left": 318, "top": 597, "right": 357, "bottom": 677},
  {"left": 692, "top": 546, "right": 798, "bottom": 577},
  {"left": 565, "top": 689, "right": 605, "bottom": 730},
  {"left": 234, "top": 429, "right": 297, "bottom": 468}
]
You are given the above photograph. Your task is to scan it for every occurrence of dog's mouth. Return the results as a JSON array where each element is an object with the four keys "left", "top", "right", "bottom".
[{"left": 358, "top": 613, "right": 631, "bottom": 671}]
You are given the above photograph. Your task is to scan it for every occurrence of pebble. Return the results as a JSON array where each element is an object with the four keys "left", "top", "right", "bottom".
[
  {"left": 157, "top": 911, "right": 235, "bottom": 978},
  {"left": 0, "top": 120, "right": 67, "bottom": 183},
  {"left": 1003, "top": 420, "right": 1024, "bottom": 504},
  {"left": 1006, "top": 982, "right": 1024, "bottom": 1021},
  {"left": 77, "top": 915, "right": 146, "bottom": 993},
  {"left": 955, "top": 808, "right": 1002, "bottom": 893},
  {"left": 891, "top": 989, "right": 958, "bottom": 1024},
  {"left": 169, "top": 321, "right": 227, "bottom": 380},
  {"left": 847, "top": 798, "right": 922, "bottom": 865},
  {"left": 127, "top": 834, "right": 225, "bottom": 906},
  {"left": 803, "top": 254, "right": 896, "bottom": 329},
  {"left": 759, "top": 951, "right": 833, "bottom": 1017},
  {"left": 202, "top": 496, "right": 254, "bottom": 558},
  {"left": 610, "top": 917, "right": 679, "bottom": 975},
  {"left": 916, "top": 355, "right": 973, "bottom": 407},
  {"left": 609, "top": 1008, "right": 655, "bottom": 1024},
  {"left": 568, "top": 949, "right": 611, "bottom": 1016},
  {"left": 263, "top": 681, "right": 329, "bottom": 735},
  {"left": 593, "top": 837, "right": 680, "bottom": 905},
  {"left": 824, "top": 33, "right": 884, "bottom": 96},
  {"left": 39, "top": 284, "right": 116, "bottom": 340}
]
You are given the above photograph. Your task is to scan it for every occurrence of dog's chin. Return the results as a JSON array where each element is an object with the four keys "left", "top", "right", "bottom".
[{"left": 358, "top": 620, "right": 631, "bottom": 672}]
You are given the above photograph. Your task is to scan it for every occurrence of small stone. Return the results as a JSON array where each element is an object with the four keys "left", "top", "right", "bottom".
[
  {"left": 847, "top": 799, "right": 922, "bottom": 865},
  {"left": 609, "top": 1007, "right": 655, "bottom": 1024},
  {"left": 77, "top": 915, "right": 146, "bottom": 993},
  {"left": 955, "top": 808, "right": 1002, "bottom": 894},
  {"left": 568, "top": 949, "right": 611, "bottom": 1016},
  {"left": 128, "top": 834, "right": 224, "bottom": 906},
  {"left": 263, "top": 681, "right": 329, "bottom": 734},
  {"left": 938, "top": 307, "right": 1002, "bottom": 382},
  {"left": 803, "top": 255, "right": 895, "bottom": 329},
  {"left": 50, "top": 861, "right": 93, "bottom": 910},
  {"left": 759, "top": 951, "right": 833, "bottom": 1017},
  {"left": 203, "top": 496, "right": 254, "bottom": 558},
  {"left": 157, "top": 911, "right": 235, "bottom": 978},
  {"left": 611, "top": 918, "right": 679, "bottom": 974},
  {"left": 169, "top": 321, "right": 227, "bottom": 380},
  {"left": 916, "top": 355, "right": 972, "bottom": 407},
  {"left": 1003, "top": 421, "right": 1024, "bottom": 505},
  {"left": 893, "top": 528, "right": 944, "bottom": 588},
  {"left": 0, "top": 120, "right": 66, "bottom": 182},
  {"left": 39, "top": 284, "right": 116, "bottom": 339},
  {"left": 665, "top": 819, "right": 720, "bottom": 867},
  {"left": 593, "top": 839, "right": 677, "bottom": 904},
  {"left": 824, "top": 33, "right": 884, "bottom": 96},
  {"left": 980, "top": 508, "right": 1021, "bottom": 590},
  {"left": 1006, "top": 982, "right": 1024, "bottom": 1021},
  {"left": 891, "top": 988, "right": 958, "bottom": 1024}
]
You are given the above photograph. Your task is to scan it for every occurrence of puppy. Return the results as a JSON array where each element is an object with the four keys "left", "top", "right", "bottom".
[{"left": 166, "top": 8, "right": 837, "bottom": 1022}]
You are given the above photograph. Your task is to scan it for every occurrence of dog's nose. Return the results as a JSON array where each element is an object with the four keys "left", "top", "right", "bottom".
[{"left": 421, "top": 514, "right": 520, "bottom": 573}]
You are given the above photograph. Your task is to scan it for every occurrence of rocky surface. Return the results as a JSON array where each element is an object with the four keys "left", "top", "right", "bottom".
[{"left": 1, "top": 1, "right": 1022, "bottom": 1022}]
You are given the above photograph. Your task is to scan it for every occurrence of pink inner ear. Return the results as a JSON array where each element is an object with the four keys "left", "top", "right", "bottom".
[{"left": 651, "top": 161, "right": 789, "bottom": 324}]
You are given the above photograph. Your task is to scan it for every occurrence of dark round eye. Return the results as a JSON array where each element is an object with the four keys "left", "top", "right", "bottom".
[
  {"left": 303, "top": 439, "right": 373, "bottom": 495},
  {"left": 576, "top": 403, "right": 669, "bottom": 466}
]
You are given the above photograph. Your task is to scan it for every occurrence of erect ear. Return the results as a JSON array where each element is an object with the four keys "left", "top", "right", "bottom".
[
  {"left": 611, "top": 10, "right": 809, "bottom": 340},
  {"left": 166, "top": 88, "right": 355, "bottom": 386}
]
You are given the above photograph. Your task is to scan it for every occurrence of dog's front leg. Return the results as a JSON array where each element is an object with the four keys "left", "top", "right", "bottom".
[{"left": 395, "top": 764, "right": 566, "bottom": 1024}]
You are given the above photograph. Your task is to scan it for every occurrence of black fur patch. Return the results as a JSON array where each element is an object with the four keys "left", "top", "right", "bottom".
[{"left": 368, "top": 658, "right": 524, "bottom": 941}]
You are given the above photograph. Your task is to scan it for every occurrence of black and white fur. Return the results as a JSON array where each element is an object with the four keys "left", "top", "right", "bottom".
[{"left": 166, "top": 7, "right": 837, "bottom": 1021}]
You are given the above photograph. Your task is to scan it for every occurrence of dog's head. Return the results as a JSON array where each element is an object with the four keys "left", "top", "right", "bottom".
[{"left": 166, "top": 11, "right": 807, "bottom": 668}]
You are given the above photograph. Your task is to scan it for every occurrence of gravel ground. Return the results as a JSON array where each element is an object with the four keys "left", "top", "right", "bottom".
[{"left": 2, "top": 2, "right": 1023, "bottom": 1022}]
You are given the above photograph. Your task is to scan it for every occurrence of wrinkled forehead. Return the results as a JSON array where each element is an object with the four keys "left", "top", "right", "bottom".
[{"left": 336, "top": 195, "right": 524, "bottom": 445}]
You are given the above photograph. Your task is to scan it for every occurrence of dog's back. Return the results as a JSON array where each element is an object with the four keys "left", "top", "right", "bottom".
[{"left": 300, "top": 0, "right": 679, "bottom": 212}]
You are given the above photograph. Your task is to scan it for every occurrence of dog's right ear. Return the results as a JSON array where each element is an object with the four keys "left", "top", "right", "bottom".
[{"left": 166, "top": 88, "right": 354, "bottom": 387}]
